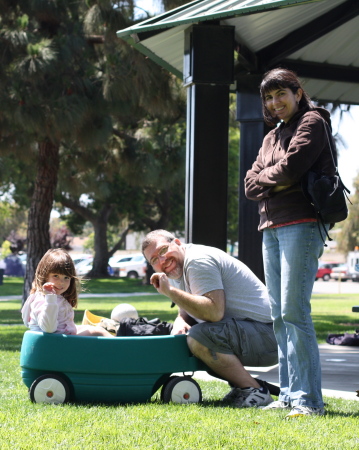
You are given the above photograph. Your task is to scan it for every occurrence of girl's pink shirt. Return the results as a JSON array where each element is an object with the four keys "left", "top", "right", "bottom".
[{"left": 21, "top": 291, "right": 77, "bottom": 335}]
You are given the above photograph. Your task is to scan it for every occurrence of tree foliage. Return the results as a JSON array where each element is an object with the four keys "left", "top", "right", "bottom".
[
  {"left": 0, "top": 0, "right": 187, "bottom": 285},
  {"left": 336, "top": 174, "right": 359, "bottom": 255},
  {"left": 0, "top": 0, "right": 240, "bottom": 287},
  {"left": 1, "top": 0, "right": 120, "bottom": 295}
]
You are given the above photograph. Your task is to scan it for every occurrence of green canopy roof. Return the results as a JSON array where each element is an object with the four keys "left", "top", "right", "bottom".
[{"left": 117, "top": 0, "right": 359, "bottom": 104}]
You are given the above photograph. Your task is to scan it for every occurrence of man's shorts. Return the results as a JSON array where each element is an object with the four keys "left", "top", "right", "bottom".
[{"left": 188, "top": 318, "right": 278, "bottom": 367}]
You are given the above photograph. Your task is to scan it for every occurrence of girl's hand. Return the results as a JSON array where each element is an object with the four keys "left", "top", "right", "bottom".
[{"left": 43, "top": 282, "right": 56, "bottom": 295}]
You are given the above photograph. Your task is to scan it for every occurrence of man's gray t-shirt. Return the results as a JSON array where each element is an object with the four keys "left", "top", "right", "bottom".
[{"left": 169, "top": 243, "right": 272, "bottom": 324}]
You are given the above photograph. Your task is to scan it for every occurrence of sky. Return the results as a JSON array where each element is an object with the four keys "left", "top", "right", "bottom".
[
  {"left": 331, "top": 105, "right": 359, "bottom": 193},
  {"left": 134, "top": 0, "right": 163, "bottom": 18}
]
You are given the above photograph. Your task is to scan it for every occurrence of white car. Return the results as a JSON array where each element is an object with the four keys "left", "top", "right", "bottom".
[
  {"left": 330, "top": 264, "right": 349, "bottom": 281},
  {"left": 109, "top": 253, "right": 147, "bottom": 279},
  {"left": 75, "top": 257, "right": 94, "bottom": 276},
  {"left": 75, "top": 256, "right": 114, "bottom": 276},
  {"left": 71, "top": 254, "right": 93, "bottom": 267}
]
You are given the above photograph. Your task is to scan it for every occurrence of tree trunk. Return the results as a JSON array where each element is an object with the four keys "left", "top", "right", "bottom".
[
  {"left": 58, "top": 196, "right": 116, "bottom": 278},
  {"left": 23, "top": 141, "right": 60, "bottom": 302},
  {"left": 88, "top": 206, "right": 113, "bottom": 278}
]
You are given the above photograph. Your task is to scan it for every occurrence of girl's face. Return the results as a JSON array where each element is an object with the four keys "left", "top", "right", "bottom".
[
  {"left": 264, "top": 87, "right": 302, "bottom": 123},
  {"left": 47, "top": 273, "right": 71, "bottom": 296}
]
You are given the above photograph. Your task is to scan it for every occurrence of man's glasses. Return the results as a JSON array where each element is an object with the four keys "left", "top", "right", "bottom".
[{"left": 150, "top": 245, "right": 169, "bottom": 266}]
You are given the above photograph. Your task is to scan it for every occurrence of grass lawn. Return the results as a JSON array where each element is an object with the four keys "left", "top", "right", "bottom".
[{"left": 1, "top": 278, "right": 359, "bottom": 449}]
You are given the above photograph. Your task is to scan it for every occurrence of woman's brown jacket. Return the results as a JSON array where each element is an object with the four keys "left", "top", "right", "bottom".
[{"left": 244, "top": 106, "right": 336, "bottom": 231}]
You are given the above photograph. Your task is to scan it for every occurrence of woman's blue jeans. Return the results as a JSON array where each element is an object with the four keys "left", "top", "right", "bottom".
[{"left": 263, "top": 222, "right": 326, "bottom": 408}]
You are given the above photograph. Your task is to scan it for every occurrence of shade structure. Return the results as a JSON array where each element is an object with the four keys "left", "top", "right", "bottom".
[{"left": 117, "top": 0, "right": 359, "bottom": 279}]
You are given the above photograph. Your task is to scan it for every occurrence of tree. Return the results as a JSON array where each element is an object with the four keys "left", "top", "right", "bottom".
[
  {"left": 49, "top": 1, "right": 188, "bottom": 277},
  {"left": 336, "top": 174, "right": 359, "bottom": 254},
  {"left": 0, "top": 0, "right": 187, "bottom": 288},
  {"left": 0, "top": 201, "right": 27, "bottom": 246},
  {"left": 227, "top": 95, "right": 240, "bottom": 254},
  {"left": 0, "top": 1, "right": 134, "bottom": 298},
  {"left": 56, "top": 113, "right": 187, "bottom": 277}
]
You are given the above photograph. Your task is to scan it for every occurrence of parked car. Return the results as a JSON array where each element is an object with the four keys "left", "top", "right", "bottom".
[
  {"left": 330, "top": 264, "right": 349, "bottom": 281},
  {"left": 315, "top": 261, "right": 341, "bottom": 281},
  {"left": 346, "top": 249, "right": 359, "bottom": 282},
  {"left": 75, "top": 258, "right": 94, "bottom": 276},
  {"left": 109, "top": 253, "right": 147, "bottom": 279},
  {"left": 4, "top": 253, "right": 25, "bottom": 276},
  {"left": 75, "top": 257, "right": 113, "bottom": 276},
  {"left": 70, "top": 254, "right": 93, "bottom": 267},
  {"left": 18, "top": 253, "right": 27, "bottom": 270}
]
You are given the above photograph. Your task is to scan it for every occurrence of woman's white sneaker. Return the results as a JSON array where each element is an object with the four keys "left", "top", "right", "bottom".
[
  {"left": 286, "top": 405, "right": 325, "bottom": 418},
  {"left": 261, "top": 400, "right": 291, "bottom": 410}
]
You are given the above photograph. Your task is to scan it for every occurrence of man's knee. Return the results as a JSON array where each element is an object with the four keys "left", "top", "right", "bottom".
[
  {"left": 187, "top": 336, "right": 208, "bottom": 357},
  {"left": 187, "top": 335, "right": 199, "bottom": 353}
]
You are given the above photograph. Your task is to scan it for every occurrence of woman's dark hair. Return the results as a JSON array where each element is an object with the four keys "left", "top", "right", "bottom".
[
  {"left": 31, "top": 248, "right": 81, "bottom": 308},
  {"left": 260, "top": 68, "right": 314, "bottom": 126}
]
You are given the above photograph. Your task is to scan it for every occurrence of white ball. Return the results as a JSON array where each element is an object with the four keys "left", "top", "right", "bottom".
[{"left": 111, "top": 303, "right": 139, "bottom": 322}]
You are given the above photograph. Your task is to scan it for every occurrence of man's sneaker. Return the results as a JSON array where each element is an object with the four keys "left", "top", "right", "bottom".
[
  {"left": 222, "top": 387, "right": 245, "bottom": 406},
  {"left": 285, "top": 405, "right": 325, "bottom": 418},
  {"left": 240, "top": 386, "right": 273, "bottom": 408},
  {"left": 260, "top": 400, "right": 291, "bottom": 410}
]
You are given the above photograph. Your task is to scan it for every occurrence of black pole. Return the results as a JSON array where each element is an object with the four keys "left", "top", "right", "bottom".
[
  {"left": 236, "top": 91, "right": 268, "bottom": 282},
  {"left": 183, "top": 24, "right": 234, "bottom": 250}
]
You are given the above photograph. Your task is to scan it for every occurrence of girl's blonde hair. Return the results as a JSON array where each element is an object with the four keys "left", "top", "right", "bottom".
[{"left": 31, "top": 248, "right": 81, "bottom": 308}]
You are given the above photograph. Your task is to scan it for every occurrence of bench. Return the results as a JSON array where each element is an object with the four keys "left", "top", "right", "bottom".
[{"left": 352, "top": 306, "right": 359, "bottom": 313}]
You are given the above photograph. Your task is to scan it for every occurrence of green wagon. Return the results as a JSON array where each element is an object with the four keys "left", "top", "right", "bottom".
[{"left": 20, "top": 331, "right": 207, "bottom": 405}]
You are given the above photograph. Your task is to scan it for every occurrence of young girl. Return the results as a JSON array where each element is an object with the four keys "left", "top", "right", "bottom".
[{"left": 22, "top": 248, "right": 113, "bottom": 337}]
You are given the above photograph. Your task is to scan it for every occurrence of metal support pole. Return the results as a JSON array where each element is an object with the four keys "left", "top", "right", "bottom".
[
  {"left": 236, "top": 91, "right": 268, "bottom": 281},
  {"left": 185, "top": 84, "right": 230, "bottom": 249},
  {"left": 183, "top": 24, "right": 234, "bottom": 251}
]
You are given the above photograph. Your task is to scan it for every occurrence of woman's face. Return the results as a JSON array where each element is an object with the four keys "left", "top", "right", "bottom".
[{"left": 264, "top": 87, "right": 302, "bottom": 123}]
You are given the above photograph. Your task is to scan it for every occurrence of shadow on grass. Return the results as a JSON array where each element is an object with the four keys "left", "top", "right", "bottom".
[
  {"left": 313, "top": 313, "right": 359, "bottom": 342},
  {"left": 0, "top": 326, "right": 25, "bottom": 351},
  {"left": 325, "top": 410, "right": 359, "bottom": 418},
  {"left": 0, "top": 308, "right": 23, "bottom": 325}
]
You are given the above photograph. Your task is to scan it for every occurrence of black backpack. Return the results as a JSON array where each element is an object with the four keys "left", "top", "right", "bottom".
[{"left": 116, "top": 317, "right": 173, "bottom": 337}]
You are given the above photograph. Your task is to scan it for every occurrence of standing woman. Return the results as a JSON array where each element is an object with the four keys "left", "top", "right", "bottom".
[{"left": 245, "top": 68, "right": 335, "bottom": 417}]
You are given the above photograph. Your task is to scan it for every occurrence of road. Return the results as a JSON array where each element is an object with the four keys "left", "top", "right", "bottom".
[{"left": 313, "top": 279, "right": 359, "bottom": 295}]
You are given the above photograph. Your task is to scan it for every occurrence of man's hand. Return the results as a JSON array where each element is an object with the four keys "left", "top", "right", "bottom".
[
  {"left": 171, "top": 310, "right": 197, "bottom": 335},
  {"left": 150, "top": 272, "right": 171, "bottom": 297},
  {"left": 151, "top": 272, "right": 225, "bottom": 323},
  {"left": 171, "top": 318, "right": 191, "bottom": 335}
]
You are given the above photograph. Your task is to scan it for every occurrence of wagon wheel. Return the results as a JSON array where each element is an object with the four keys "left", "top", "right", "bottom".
[
  {"left": 160, "top": 376, "right": 178, "bottom": 402},
  {"left": 161, "top": 375, "right": 202, "bottom": 404},
  {"left": 29, "top": 374, "right": 71, "bottom": 404}
]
